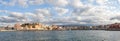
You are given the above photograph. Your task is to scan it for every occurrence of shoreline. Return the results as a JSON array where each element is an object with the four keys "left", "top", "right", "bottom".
[{"left": 0, "top": 30, "right": 120, "bottom": 32}]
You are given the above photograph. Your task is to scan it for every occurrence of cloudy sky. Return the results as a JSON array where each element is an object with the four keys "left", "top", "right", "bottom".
[{"left": 0, "top": 0, "right": 120, "bottom": 26}]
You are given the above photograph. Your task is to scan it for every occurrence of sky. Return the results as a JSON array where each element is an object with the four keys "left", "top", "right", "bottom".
[{"left": 0, "top": 0, "right": 120, "bottom": 26}]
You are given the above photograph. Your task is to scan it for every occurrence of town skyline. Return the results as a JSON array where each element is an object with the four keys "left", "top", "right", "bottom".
[{"left": 0, "top": 0, "right": 120, "bottom": 26}]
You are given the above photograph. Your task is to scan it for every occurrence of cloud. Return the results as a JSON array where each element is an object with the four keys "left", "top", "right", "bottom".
[
  {"left": 0, "top": 8, "right": 52, "bottom": 23},
  {"left": 35, "top": 8, "right": 51, "bottom": 18},
  {"left": 110, "top": 15, "right": 120, "bottom": 20},
  {"left": 55, "top": 0, "right": 69, "bottom": 6},
  {"left": 0, "top": 16, "right": 19, "bottom": 23},
  {"left": 29, "top": 0, "right": 44, "bottom": 5},
  {"left": 21, "top": 0, "right": 45, "bottom": 7},
  {"left": 17, "top": 0, "right": 28, "bottom": 7},
  {"left": 0, "top": 0, "right": 45, "bottom": 7},
  {"left": 54, "top": 7, "right": 69, "bottom": 16},
  {"left": 70, "top": 3, "right": 120, "bottom": 25},
  {"left": 47, "top": 0, "right": 69, "bottom": 7},
  {"left": 1, "top": 0, "right": 120, "bottom": 26},
  {"left": 0, "top": 10, "right": 28, "bottom": 23},
  {"left": 43, "top": 16, "right": 77, "bottom": 25},
  {"left": 9, "top": 12, "right": 24, "bottom": 18},
  {"left": 118, "top": 0, "right": 120, "bottom": 3},
  {"left": 96, "top": 0, "right": 108, "bottom": 5},
  {"left": 25, "top": 12, "right": 36, "bottom": 17},
  {"left": 0, "top": 0, "right": 16, "bottom": 6},
  {"left": 70, "top": 0, "right": 84, "bottom": 8},
  {"left": 0, "top": 0, "right": 28, "bottom": 7}
]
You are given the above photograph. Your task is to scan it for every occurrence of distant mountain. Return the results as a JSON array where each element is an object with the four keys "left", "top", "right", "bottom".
[{"left": 56, "top": 24, "right": 96, "bottom": 27}]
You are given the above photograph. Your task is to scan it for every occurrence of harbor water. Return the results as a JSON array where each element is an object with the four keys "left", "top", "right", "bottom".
[{"left": 0, "top": 30, "right": 119, "bottom": 41}]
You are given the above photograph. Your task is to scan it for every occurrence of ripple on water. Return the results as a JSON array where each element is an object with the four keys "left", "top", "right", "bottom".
[{"left": 0, "top": 30, "right": 119, "bottom": 41}]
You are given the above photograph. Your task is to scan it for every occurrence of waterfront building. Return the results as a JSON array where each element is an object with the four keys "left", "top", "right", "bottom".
[
  {"left": 14, "top": 23, "right": 22, "bottom": 30},
  {"left": 51, "top": 25, "right": 59, "bottom": 30},
  {"left": 0, "top": 27, "right": 6, "bottom": 31},
  {"left": 21, "top": 23, "right": 46, "bottom": 30},
  {"left": 10, "top": 22, "right": 65, "bottom": 31},
  {"left": 107, "top": 23, "right": 120, "bottom": 30}
]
